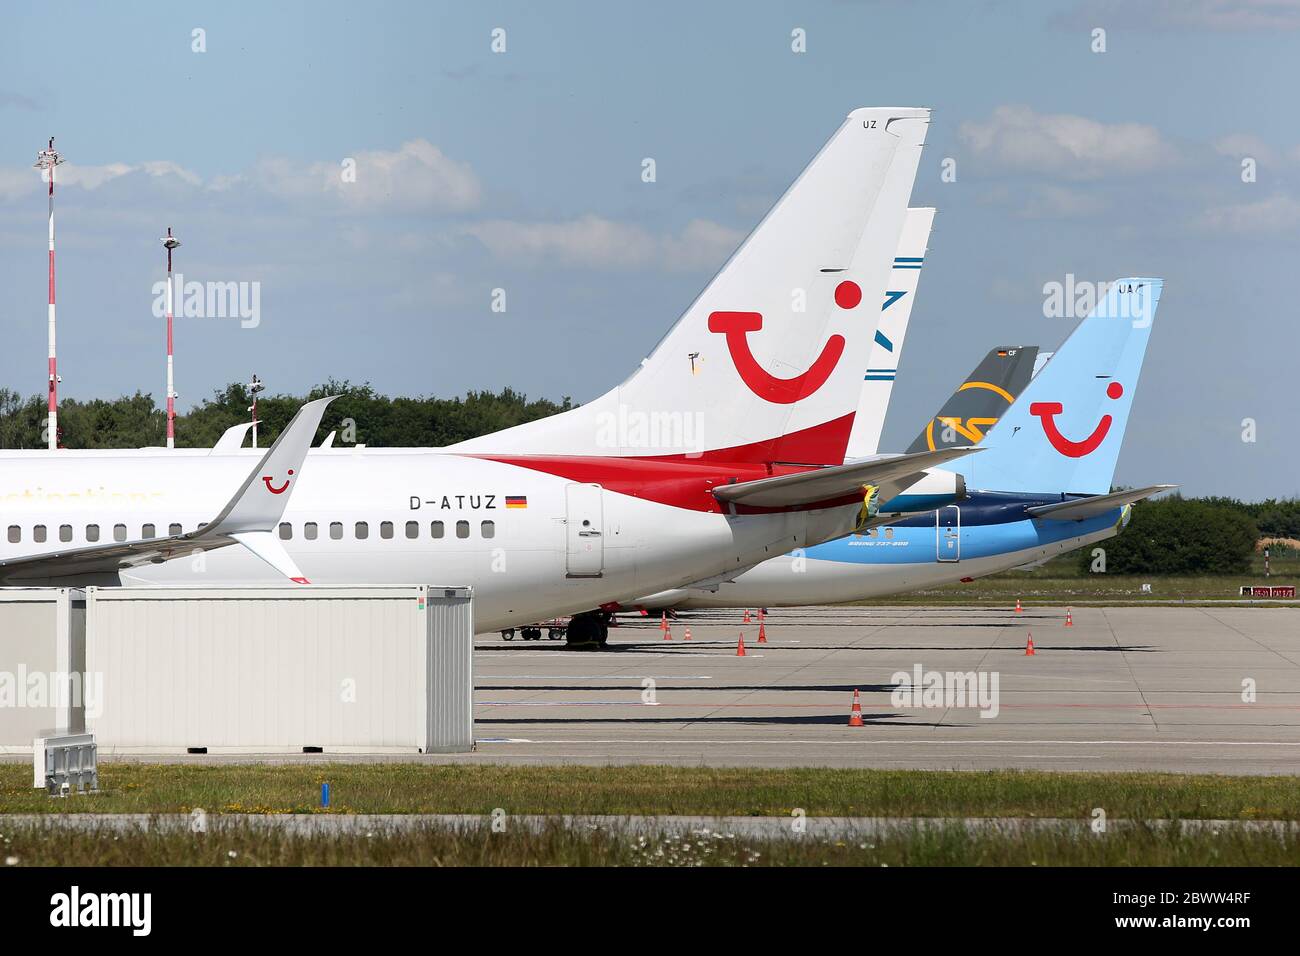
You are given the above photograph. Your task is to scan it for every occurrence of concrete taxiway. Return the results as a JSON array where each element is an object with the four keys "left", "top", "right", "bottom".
[{"left": 468, "top": 605, "right": 1300, "bottom": 774}]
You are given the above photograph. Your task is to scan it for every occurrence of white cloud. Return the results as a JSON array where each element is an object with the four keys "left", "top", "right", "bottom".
[
  {"left": 1199, "top": 192, "right": 1300, "bottom": 234},
  {"left": 1017, "top": 184, "right": 1107, "bottom": 219},
  {"left": 465, "top": 215, "right": 743, "bottom": 272},
  {"left": 958, "top": 105, "right": 1177, "bottom": 180},
  {"left": 0, "top": 140, "right": 479, "bottom": 214},
  {"left": 0, "top": 160, "right": 201, "bottom": 202},
  {"left": 246, "top": 139, "right": 480, "bottom": 213},
  {"left": 1213, "top": 133, "right": 1279, "bottom": 165}
]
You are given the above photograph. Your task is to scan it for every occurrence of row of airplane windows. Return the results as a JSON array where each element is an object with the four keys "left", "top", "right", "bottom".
[{"left": 5, "top": 520, "right": 496, "bottom": 545}]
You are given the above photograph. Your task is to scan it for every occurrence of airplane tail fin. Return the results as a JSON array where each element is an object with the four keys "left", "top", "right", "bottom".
[
  {"left": 959, "top": 278, "right": 1163, "bottom": 495},
  {"left": 844, "top": 207, "right": 936, "bottom": 458},
  {"left": 903, "top": 345, "right": 1038, "bottom": 454},
  {"left": 451, "top": 108, "right": 930, "bottom": 465}
]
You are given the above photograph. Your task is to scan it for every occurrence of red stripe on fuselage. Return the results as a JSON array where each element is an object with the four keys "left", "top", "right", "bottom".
[{"left": 470, "top": 414, "right": 861, "bottom": 514}]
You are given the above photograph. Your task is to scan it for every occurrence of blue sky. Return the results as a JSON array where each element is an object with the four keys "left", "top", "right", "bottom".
[{"left": 0, "top": 0, "right": 1296, "bottom": 497}]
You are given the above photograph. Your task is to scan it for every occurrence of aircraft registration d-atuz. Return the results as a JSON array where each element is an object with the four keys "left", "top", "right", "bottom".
[{"left": 0, "top": 107, "right": 1018, "bottom": 642}]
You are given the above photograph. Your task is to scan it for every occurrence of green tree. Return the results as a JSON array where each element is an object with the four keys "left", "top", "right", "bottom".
[
  {"left": 0, "top": 382, "right": 574, "bottom": 450},
  {"left": 1082, "top": 496, "right": 1258, "bottom": 575}
]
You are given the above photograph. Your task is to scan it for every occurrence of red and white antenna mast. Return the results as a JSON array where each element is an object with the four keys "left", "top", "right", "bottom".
[
  {"left": 34, "top": 138, "right": 64, "bottom": 450},
  {"left": 161, "top": 227, "right": 182, "bottom": 448}
]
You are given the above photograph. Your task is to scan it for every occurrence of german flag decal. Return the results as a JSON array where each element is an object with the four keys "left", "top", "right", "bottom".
[{"left": 505, "top": 495, "right": 528, "bottom": 509}]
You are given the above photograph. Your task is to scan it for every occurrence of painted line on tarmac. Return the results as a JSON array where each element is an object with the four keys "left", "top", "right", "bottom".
[{"left": 480, "top": 675, "right": 715, "bottom": 680}]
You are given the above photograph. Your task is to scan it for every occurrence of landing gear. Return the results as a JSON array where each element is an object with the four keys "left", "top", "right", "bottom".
[{"left": 565, "top": 610, "right": 610, "bottom": 648}]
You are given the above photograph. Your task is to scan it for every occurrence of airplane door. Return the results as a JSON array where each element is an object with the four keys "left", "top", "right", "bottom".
[
  {"left": 936, "top": 506, "right": 960, "bottom": 562},
  {"left": 565, "top": 482, "right": 604, "bottom": 577}
]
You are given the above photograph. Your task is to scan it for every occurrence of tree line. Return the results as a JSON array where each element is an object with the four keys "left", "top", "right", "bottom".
[
  {"left": 0, "top": 383, "right": 1293, "bottom": 576},
  {"left": 0, "top": 381, "right": 572, "bottom": 450}
]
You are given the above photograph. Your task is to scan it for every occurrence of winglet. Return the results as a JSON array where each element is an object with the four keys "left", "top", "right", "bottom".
[
  {"left": 231, "top": 531, "right": 311, "bottom": 584},
  {"left": 211, "top": 422, "right": 254, "bottom": 454},
  {"left": 208, "top": 396, "right": 337, "bottom": 535}
]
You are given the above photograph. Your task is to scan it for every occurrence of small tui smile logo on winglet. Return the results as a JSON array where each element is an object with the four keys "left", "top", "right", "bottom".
[{"left": 262, "top": 469, "right": 294, "bottom": 494}]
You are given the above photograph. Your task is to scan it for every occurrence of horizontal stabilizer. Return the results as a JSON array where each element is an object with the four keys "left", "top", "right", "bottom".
[
  {"left": 713, "top": 446, "right": 977, "bottom": 509},
  {"left": 1026, "top": 484, "right": 1176, "bottom": 521}
]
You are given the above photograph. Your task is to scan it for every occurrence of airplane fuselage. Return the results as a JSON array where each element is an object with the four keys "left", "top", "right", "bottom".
[
  {"left": 0, "top": 447, "right": 868, "bottom": 631},
  {"left": 631, "top": 494, "right": 1127, "bottom": 609}
]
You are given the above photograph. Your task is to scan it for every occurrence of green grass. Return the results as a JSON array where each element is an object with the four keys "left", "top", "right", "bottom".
[
  {"left": 2, "top": 765, "right": 1298, "bottom": 819},
  {"left": 1, "top": 820, "right": 1297, "bottom": 866}
]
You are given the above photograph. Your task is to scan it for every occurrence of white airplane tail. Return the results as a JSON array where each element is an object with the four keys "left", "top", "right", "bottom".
[
  {"left": 452, "top": 107, "right": 930, "bottom": 465},
  {"left": 843, "top": 206, "right": 935, "bottom": 459}
]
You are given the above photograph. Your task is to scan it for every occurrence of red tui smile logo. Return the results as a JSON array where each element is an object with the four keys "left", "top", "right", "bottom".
[
  {"left": 262, "top": 469, "right": 294, "bottom": 494},
  {"left": 708, "top": 281, "right": 860, "bottom": 405},
  {"left": 1030, "top": 381, "right": 1123, "bottom": 458}
]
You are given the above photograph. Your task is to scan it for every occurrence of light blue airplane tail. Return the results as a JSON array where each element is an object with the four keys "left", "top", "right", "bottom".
[{"left": 959, "top": 277, "right": 1162, "bottom": 495}]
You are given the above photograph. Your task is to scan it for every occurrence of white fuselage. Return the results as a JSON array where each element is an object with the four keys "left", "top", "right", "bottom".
[{"left": 0, "top": 448, "right": 861, "bottom": 631}]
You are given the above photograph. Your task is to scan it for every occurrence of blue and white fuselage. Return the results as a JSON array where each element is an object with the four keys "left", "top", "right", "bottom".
[{"left": 635, "top": 493, "right": 1127, "bottom": 609}]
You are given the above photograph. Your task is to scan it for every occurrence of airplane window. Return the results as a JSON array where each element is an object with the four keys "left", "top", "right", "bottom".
[
  {"left": 481, "top": 520, "right": 495, "bottom": 539},
  {"left": 304, "top": 522, "right": 318, "bottom": 540},
  {"left": 86, "top": 524, "right": 100, "bottom": 542},
  {"left": 34, "top": 525, "right": 46, "bottom": 543},
  {"left": 355, "top": 521, "right": 369, "bottom": 540},
  {"left": 114, "top": 524, "right": 127, "bottom": 542},
  {"left": 405, "top": 521, "right": 419, "bottom": 539},
  {"left": 142, "top": 524, "right": 156, "bottom": 539},
  {"left": 279, "top": 522, "right": 293, "bottom": 540},
  {"left": 456, "top": 520, "right": 470, "bottom": 539},
  {"left": 6, "top": 526, "right": 18, "bottom": 544},
  {"left": 380, "top": 521, "right": 394, "bottom": 539},
  {"left": 59, "top": 525, "right": 73, "bottom": 543},
  {"left": 330, "top": 522, "right": 343, "bottom": 540},
  {"left": 169, "top": 523, "right": 182, "bottom": 536},
  {"left": 431, "top": 521, "right": 444, "bottom": 539}
]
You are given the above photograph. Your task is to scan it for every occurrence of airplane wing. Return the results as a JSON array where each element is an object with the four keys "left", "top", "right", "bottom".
[
  {"left": 0, "top": 396, "right": 336, "bottom": 584},
  {"left": 712, "top": 446, "right": 978, "bottom": 509},
  {"left": 1025, "top": 484, "right": 1177, "bottom": 521}
]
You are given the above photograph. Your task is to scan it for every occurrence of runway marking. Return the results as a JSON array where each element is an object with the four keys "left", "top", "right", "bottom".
[
  {"left": 476, "top": 652, "right": 746, "bottom": 659},
  {"left": 479, "top": 675, "right": 717, "bottom": 682}
]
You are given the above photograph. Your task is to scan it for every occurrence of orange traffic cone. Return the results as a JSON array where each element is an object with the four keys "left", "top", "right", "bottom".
[
  {"left": 1015, "top": 598, "right": 1022, "bottom": 614},
  {"left": 743, "top": 609, "right": 752, "bottom": 624},
  {"left": 1025, "top": 633, "right": 1036, "bottom": 656},
  {"left": 1064, "top": 607, "right": 1073, "bottom": 628},
  {"left": 660, "top": 612, "right": 668, "bottom": 632},
  {"left": 757, "top": 621, "right": 767, "bottom": 643},
  {"left": 848, "top": 688, "right": 865, "bottom": 727},
  {"left": 664, "top": 623, "right": 672, "bottom": 641},
  {"left": 736, "top": 633, "right": 747, "bottom": 657},
  {"left": 683, "top": 626, "right": 692, "bottom": 641}
]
